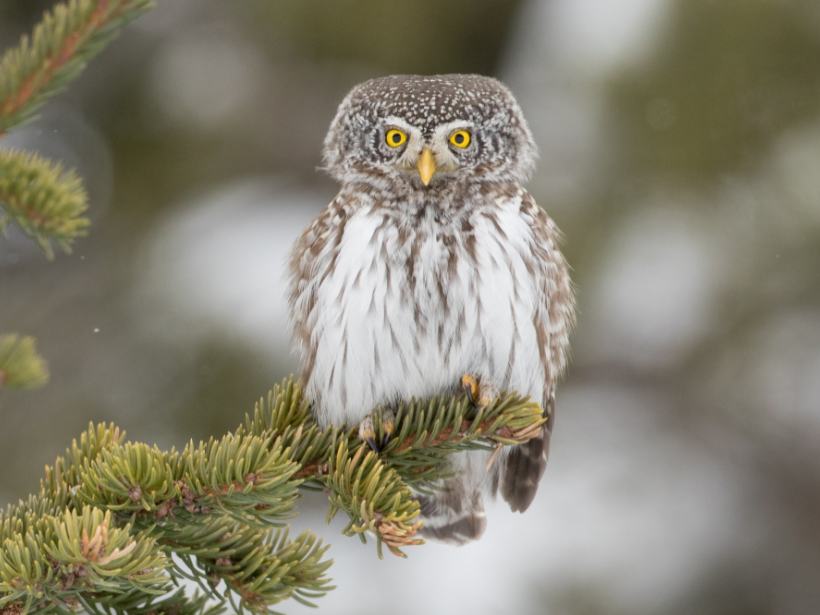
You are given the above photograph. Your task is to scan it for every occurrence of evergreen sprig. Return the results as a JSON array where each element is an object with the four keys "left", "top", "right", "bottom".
[
  {"left": 1, "top": 378, "right": 546, "bottom": 613},
  {"left": 0, "top": 502, "right": 170, "bottom": 615},
  {"left": 0, "top": 0, "right": 155, "bottom": 136},
  {"left": 0, "top": 0, "right": 155, "bottom": 257},
  {"left": 324, "top": 438, "right": 423, "bottom": 557},
  {"left": 0, "top": 149, "right": 88, "bottom": 257},
  {"left": 0, "top": 335, "right": 49, "bottom": 391},
  {"left": 40, "top": 423, "right": 333, "bottom": 612}
]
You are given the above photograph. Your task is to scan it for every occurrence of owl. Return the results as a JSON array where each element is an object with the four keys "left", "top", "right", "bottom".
[{"left": 288, "top": 74, "right": 575, "bottom": 544}]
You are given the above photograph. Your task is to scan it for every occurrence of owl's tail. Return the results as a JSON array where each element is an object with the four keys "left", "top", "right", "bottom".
[
  {"left": 414, "top": 394, "right": 554, "bottom": 543},
  {"left": 415, "top": 449, "right": 490, "bottom": 545},
  {"left": 416, "top": 484, "right": 487, "bottom": 545}
]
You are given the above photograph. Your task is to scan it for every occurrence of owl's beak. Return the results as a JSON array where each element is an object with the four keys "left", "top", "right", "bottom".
[{"left": 417, "top": 148, "right": 437, "bottom": 185}]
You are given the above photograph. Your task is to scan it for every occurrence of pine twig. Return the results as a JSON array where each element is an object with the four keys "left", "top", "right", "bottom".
[
  {"left": 0, "top": 0, "right": 155, "bottom": 256},
  {"left": 0, "top": 0, "right": 156, "bottom": 137},
  {"left": 1, "top": 379, "right": 546, "bottom": 613},
  {"left": 0, "top": 503, "right": 169, "bottom": 615},
  {"left": 37, "top": 422, "right": 335, "bottom": 612},
  {"left": 0, "top": 149, "right": 88, "bottom": 257}
]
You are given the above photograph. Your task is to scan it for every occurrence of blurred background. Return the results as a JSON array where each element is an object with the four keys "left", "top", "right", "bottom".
[{"left": 2, "top": 1, "right": 820, "bottom": 613}]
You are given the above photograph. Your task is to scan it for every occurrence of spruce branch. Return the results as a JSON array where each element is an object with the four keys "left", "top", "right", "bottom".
[
  {"left": 0, "top": 505, "right": 169, "bottom": 615},
  {"left": 0, "top": 149, "right": 88, "bottom": 257},
  {"left": 38, "top": 423, "right": 335, "bottom": 612},
  {"left": 0, "top": 0, "right": 156, "bottom": 136},
  {"left": 244, "top": 378, "right": 547, "bottom": 557},
  {"left": 1, "top": 379, "right": 545, "bottom": 613},
  {"left": 0, "top": 335, "right": 49, "bottom": 391}
]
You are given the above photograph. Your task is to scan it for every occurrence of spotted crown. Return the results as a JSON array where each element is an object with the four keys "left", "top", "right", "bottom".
[{"left": 322, "top": 74, "right": 537, "bottom": 186}]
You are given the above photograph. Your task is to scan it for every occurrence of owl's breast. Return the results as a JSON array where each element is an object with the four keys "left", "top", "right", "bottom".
[{"left": 306, "top": 198, "right": 547, "bottom": 427}]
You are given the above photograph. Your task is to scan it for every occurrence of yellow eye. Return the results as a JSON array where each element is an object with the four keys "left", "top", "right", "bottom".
[
  {"left": 449, "top": 130, "right": 471, "bottom": 148},
  {"left": 386, "top": 129, "right": 407, "bottom": 147}
]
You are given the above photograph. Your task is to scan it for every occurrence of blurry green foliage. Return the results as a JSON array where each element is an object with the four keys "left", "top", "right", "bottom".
[
  {"left": 0, "top": 335, "right": 48, "bottom": 391},
  {"left": 241, "top": 0, "right": 525, "bottom": 76},
  {"left": 608, "top": 0, "right": 820, "bottom": 184}
]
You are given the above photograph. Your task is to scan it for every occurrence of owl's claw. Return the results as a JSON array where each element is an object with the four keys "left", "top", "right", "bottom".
[
  {"left": 358, "top": 410, "right": 395, "bottom": 452},
  {"left": 462, "top": 374, "right": 478, "bottom": 405},
  {"left": 461, "top": 374, "right": 497, "bottom": 409},
  {"left": 381, "top": 411, "right": 395, "bottom": 448},
  {"left": 359, "top": 416, "right": 378, "bottom": 451}
]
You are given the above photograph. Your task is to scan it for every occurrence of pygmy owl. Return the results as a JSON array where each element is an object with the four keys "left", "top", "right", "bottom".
[{"left": 288, "top": 74, "right": 575, "bottom": 544}]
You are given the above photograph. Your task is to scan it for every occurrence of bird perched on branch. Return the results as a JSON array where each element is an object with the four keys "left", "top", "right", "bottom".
[{"left": 288, "top": 74, "right": 575, "bottom": 544}]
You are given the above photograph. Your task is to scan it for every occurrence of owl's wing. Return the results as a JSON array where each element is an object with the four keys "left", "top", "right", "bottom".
[
  {"left": 500, "top": 193, "right": 575, "bottom": 513},
  {"left": 287, "top": 197, "right": 347, "bottom": 388},
  {"left": 501, "top": 393, "right": 554, "bottom": 512}
]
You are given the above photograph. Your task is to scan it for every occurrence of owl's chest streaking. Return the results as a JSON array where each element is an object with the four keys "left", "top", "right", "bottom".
[{"left": 294, "top": 187, "right": 551, "bottom": 428}]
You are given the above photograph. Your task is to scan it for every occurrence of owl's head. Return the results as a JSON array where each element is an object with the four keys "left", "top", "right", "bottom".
[{"left": 323, "top": 74, "right": 537, "bottom": 189}]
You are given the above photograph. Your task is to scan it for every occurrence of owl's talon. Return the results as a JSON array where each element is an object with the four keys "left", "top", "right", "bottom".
[
  {"left": 461, "top": 374, "right": 497, "bottom": 409},
  {"left": 382, "top": 410, "right": 395, "bottom": 448},
  {"left": 358, "top": 410, "right": 395, "bottom": 452},
  {"left": 462, "top": 374, "right": 479, "bottom": 406},
  {"left": 359, "top": 415, "right": 377, "bottom": 451}
]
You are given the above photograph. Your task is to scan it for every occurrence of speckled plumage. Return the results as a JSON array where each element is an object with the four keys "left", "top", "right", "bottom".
[{"left": 288, "top": 75, "right": 575, "bottom": 544}]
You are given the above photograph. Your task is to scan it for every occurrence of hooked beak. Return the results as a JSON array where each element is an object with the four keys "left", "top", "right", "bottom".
[{"left": 416, "top": 148, "right": 437, "bottom": 185}]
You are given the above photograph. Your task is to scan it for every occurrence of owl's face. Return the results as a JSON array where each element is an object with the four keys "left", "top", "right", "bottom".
[{"left": 323, "top": 75, "right": 537, "bottom": 189}]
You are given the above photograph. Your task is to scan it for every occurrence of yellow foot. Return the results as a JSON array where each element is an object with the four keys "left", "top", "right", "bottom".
[
  {"left": 358, "top": 409, "right": 395, "bottom": 452},
  {"left": 461, "top": 374, "right": 499, "bottom": 409}
]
